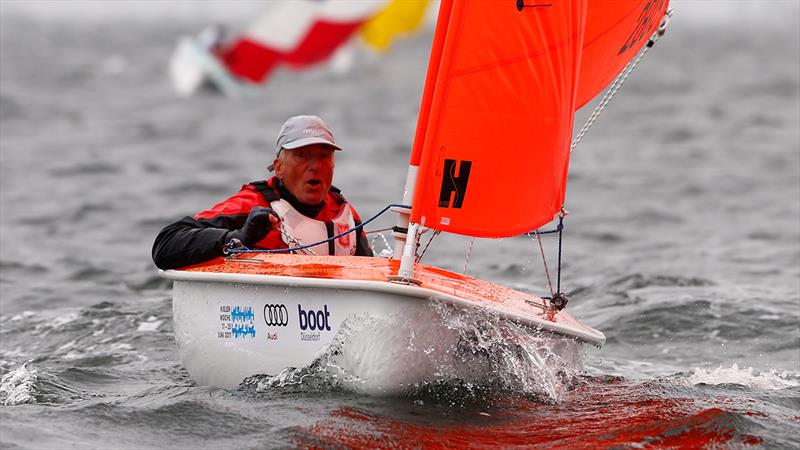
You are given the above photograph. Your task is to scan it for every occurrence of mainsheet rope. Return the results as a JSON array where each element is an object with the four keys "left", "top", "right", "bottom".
[
  {"left": 224, "top": 202, "right": 565, "bottom": 257},
  {"left": 224, "top": 203, "right": 409, "bottom": 255}
]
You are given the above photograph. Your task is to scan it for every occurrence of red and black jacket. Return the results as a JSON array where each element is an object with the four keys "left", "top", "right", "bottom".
[{"left": 152, "top": 177, "right": 373, "bottom": 269}]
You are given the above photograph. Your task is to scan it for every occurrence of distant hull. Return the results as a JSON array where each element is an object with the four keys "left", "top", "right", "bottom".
[
  {"left": 163, "top": 254, "right": 604, "bottom": 389},
  {"left": 168, "top": 36, "right": 247, "bottom": 98}
]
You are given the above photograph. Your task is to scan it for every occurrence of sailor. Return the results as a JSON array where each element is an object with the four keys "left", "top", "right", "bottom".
[{"left": 152, "top": 115, "right": 372, "bottom": 270}]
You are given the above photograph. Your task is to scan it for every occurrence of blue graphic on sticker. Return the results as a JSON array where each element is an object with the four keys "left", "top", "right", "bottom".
[
  {"left": 232, "top": 325, "right": 256, "bottom": 338},
  {"left": 232, "top": 306, "right": 255, "bottom": 322}
]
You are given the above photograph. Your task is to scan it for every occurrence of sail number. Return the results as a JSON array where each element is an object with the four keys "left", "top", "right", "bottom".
[
  {"left": 438, "top": 159, "right": 472, "bottom": 209},
  {"left": 618, "top": 0, "right": 665, "bottom": 56}
]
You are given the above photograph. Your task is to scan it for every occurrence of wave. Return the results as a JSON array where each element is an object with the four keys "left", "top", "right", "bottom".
[
  {"left": 0, "top": 299, "right": 174, "bottom": 378},
  {"left": 242, "top": 301, "right": 585, "bottom": 403},
  {"left": 49, "top": 162, "right": 121, "bottom": 177},
  {"left": 574, "top": 276, "right": 797, "bottom": 341},
  {"left": 684, "top": 364, "right": 800, "bottom": 391},
  {"left": 296, "top": 377, "right": 772, "bottom": 449},
  {"left": 0, "top": 361, "right": 88, "bottom": 405}
]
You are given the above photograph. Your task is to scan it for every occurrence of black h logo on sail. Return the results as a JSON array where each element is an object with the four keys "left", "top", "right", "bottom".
[{"left": 438, "top": 159, "right": 472, "bottom": 208}]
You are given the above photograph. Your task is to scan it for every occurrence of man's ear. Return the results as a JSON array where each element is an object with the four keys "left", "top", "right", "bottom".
[{"left": 273, "top": 158, "right": 282, "bottom": 178}]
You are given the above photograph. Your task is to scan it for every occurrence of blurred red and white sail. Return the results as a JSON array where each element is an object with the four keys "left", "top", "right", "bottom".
[
  {"left": 169, "top": 0, "right": 389, "bottom": 96},
  {"left": 219, "top": 0, "right": 387, "bottom": 84}
]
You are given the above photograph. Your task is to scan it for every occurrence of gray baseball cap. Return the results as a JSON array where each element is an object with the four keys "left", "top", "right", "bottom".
[
  {"left": 269, "top": 115, "right": 341, "bottom": 171},
  {"left": 278, "top": 115, "right": 341, "bottom": 151}
]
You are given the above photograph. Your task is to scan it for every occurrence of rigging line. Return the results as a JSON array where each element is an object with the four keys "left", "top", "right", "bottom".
[
  {"left": 225, "top": 203, "right": 410, "bottom": 255},
  {"left": 416, "top": 229, "right": 441, "bottom": 263},
  {"left": 526, "top": 226, "right": 560, "bottom": 235},
  {"left": 555, "top": 214, "right": 564, "bottom": 295},
  {"left": 463, "top": 237, "right": 475, "bottom": 275},
  {"left": 534, "top": 229, "right": 556, "bottom": 298},
  {"left": 365, "top": 227, "right": 394, "bottom": 235},
  {"left": 571, "top": 18, "right": 669, "bottom": 153}
]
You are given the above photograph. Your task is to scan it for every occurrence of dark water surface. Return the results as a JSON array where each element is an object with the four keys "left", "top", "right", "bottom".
[{"left": 1, "top": 9, "right": 799, "bottom": 450}]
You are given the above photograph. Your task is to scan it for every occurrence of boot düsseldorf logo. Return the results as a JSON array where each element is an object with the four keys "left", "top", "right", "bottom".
[{"left": 297, "top": 304, "right": 331, "bottom": 342}]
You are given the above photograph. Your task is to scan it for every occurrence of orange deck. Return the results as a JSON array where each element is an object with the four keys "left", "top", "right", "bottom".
[{"left": 182, "top": 254, "right": 554, "bottom": 319}]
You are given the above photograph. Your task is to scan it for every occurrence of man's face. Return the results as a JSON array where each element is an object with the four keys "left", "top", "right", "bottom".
[{"left": 274, "top": 144, "right": 335, "bottom": 205}]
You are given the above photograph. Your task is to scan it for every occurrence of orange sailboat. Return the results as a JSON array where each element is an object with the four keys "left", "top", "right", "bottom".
[{"left": 163, "top": 0, "right": 671, "bottom": 391}]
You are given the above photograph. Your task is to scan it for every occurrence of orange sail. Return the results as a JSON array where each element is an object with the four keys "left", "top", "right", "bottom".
[
  {"left": 408, "top": 0, "right": 668, "bottom": 238},
  {"left": 410, "top": 1, "right": 587, "bottom": 237},
  {"left": 409, "top": 0, "right": 453, "bottom": 167},
  {"left": 577, "top": 0, "right": 670, "bottom": 108}
]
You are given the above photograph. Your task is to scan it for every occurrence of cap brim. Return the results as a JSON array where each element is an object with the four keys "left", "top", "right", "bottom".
[
  {"left": 281, "top": 137, "right": 342, "bottom": 151},
  {"left": 269, "top": 138, "right": 341, "bottom": 171}
]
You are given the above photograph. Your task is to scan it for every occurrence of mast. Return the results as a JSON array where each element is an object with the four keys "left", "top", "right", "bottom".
[{"left": 391, "top": 0, "right": 454, "bottom": 273}]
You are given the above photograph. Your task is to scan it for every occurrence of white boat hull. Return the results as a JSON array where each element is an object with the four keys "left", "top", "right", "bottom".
[
  {"left": 168, "top": 36, "right": 246, "bottom": 98},
  {"left": 165, "top": 258, "right": 604, "bottom": 389},
  {"left": 172, "top": 279, "right": 419, "bottom": 388}
]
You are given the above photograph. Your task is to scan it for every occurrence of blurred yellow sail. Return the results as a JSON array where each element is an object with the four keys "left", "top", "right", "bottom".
[{"left": 359, "top": 0, "right": 431, "bottom": 52}]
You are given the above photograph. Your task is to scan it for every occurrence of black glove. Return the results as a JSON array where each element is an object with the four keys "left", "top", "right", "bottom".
[{"left": 226, "top": 206, "right": 280, "bottom": 249}]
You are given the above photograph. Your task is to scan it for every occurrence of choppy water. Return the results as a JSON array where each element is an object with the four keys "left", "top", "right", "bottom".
[{"left": 1, "top": 7, "right": 799, "bottom": 449}]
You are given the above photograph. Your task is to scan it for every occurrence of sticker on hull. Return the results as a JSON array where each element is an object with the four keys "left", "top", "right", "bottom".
[
  {"left": 298, "top": 304, "right": 331, "bottom": 342},
  {"left": 218, "top": 305, "right": 256, "bottom": 340}
]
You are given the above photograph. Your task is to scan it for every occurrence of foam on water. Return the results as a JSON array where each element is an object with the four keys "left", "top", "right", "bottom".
[
  {"left": 0, "top": 361, "right": 89, "bottom": 406},
  {"left": 246, "top": 301, "right": 584, "bottom": 402},
  {"left": 0, "top": 361, "right": 38, "bottom": 405},
  {"left": 685, "top": 364, "right": 800, "bottom": 391}
]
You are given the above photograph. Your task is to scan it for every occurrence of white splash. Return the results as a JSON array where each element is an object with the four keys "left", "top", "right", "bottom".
[
  {"left": 686, "top": 364, "right": 800, "bottom": 391},
  {"left": 49, "top": 312, "right": 79, "bottom": 329},
  {"left": 137, "top": 316, "right": 163, "bottom": 332},
  {"left": 255, "top": 301, "right": 584, "bottom": 402},
  {"left": 0, "top": 361, "right": 38, "bottom": 406},
  {"left": 9, "top": 311, "right": 36, "bottom": 322}
]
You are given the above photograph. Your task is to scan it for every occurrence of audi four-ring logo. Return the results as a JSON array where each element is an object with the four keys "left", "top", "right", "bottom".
[{"left": 263, "top": 304, "right": 289, "bottom": 326}]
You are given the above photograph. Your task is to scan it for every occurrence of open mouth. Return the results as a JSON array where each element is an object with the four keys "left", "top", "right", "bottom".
[{"left": 306, "top": 179, "right": 321, "bottom": 187}]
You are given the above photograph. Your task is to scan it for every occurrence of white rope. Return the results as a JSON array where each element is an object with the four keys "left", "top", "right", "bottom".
[
  {"left": 416, "top": 230, "right": 440, "bottom": 263},
  {"left": 463, "top": 237, "right": 475, "bottom": 275},
  {"left": 369, "top": 232, "right": 392, "bottom": 255},
  {"left": 571, "top": 11, "right": 671, "bottom": 153}
]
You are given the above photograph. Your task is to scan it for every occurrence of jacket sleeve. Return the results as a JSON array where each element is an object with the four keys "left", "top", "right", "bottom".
[
  {"left": 152, "top": 187, "right": 265, "bottom": 269},
  {"left": 151, "top": 215, "right": 246, "bottom": 270}
]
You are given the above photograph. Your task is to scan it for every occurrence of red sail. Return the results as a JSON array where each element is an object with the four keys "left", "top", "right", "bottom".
[
  {"left": 409, "top": 1, "right": 587, "bottom": 237},
  {"left": 577, "top": 0, "right": 670, "bottom": 108},
  {"left": 219, "top": 1, "right": 386, "bottom": 83},
  {"left": 407, "top": 0, "right": 669, "bottom": 238},
  {"left": 409, "top": 0, "right": 453, "bottom": 166}
]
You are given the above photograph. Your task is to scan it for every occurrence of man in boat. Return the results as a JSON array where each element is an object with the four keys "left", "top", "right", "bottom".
[{"left": 152, "top": 115, "right": 373, "bottom": 270}]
